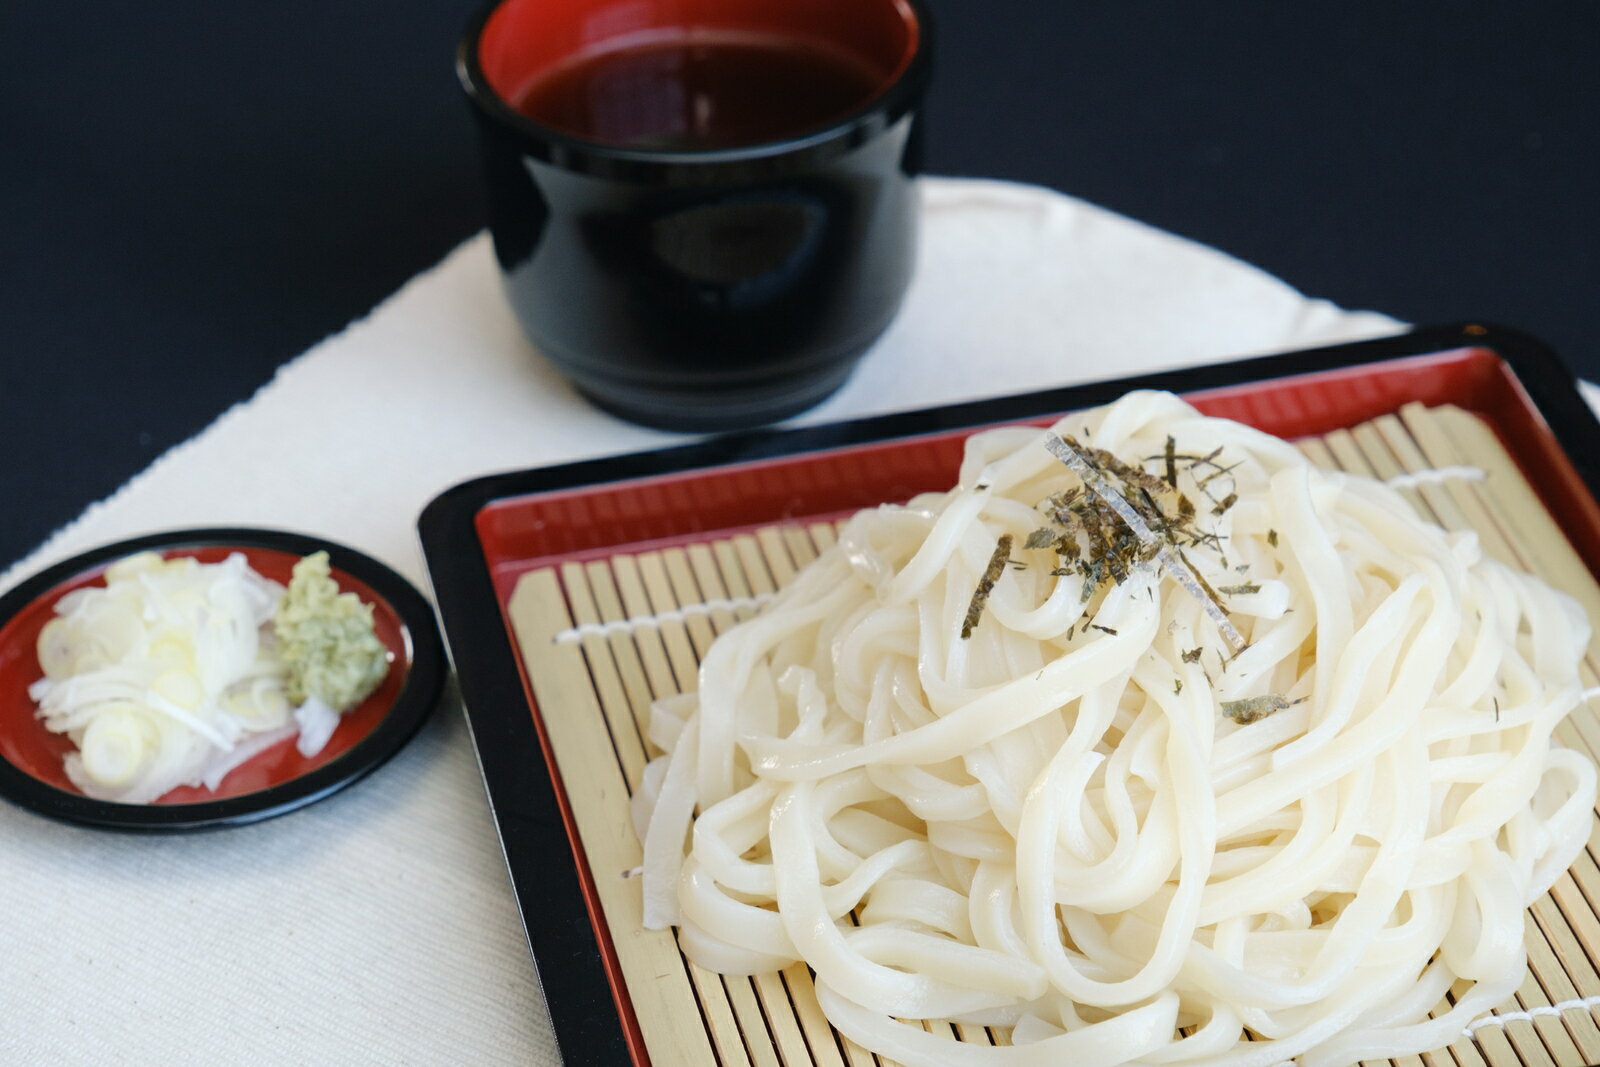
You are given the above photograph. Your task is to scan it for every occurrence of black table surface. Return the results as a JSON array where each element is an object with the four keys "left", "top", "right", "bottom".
[{"left": 4, "top": 2, "right": 1596, "bottom": 573}]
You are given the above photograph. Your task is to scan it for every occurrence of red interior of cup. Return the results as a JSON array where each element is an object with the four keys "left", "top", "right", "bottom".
[
  {"left": 477, "top": 0, "right": 921, "bottom": 115},
  {"left": 0, "top": 546, "right": 410, "bottom": 805}
]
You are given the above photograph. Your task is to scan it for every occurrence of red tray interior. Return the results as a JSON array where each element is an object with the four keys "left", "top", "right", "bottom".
[
  {"left": 470, "top": 345, "right": 1600, "bottom": 1064},
  {"left": 479, "top": 347, "right": 1600, "bottom": 590}
]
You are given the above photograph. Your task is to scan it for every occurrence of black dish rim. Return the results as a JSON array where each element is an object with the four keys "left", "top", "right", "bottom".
[
  {"left": 417, "top": 322, "right": 1600, "bottom": 1066},
  {"left": 0, "top": 527, "right": 445, "bottom": 833}
]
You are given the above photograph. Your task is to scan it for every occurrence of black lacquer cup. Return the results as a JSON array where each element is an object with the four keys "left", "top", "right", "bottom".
[{"left": 458, "top": 0, "right": 931, "bottom": 432}]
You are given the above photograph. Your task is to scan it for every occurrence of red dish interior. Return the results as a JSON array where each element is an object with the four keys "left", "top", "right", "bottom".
[
  {"left": 469, "top": 345, "right": 1600, "bottom": 1064},
  {"left": 477, "top": 0, "right": 921, "bottom": 114},
  {"left": 0, "top": 546, "right": 410, "bottom": 804}
]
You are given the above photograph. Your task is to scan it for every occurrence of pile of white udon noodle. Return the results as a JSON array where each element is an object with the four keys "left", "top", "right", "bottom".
[{"left": 631, "top": 390, "right": 1596, "bottom": 1067}]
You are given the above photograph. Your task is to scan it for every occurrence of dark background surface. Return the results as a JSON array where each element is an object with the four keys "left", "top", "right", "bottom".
[{"left": 3, "top": 2, "right": 1596, "bottom": 571}]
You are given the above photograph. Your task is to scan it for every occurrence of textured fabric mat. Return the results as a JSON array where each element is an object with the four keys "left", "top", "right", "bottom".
[{"left": 0, "top": 177, "right": 1442, "bottom": 1064}]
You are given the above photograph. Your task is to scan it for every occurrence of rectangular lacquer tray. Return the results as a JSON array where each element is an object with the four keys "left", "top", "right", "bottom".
[{"left": 420, "top": 324, "right": 1600, "bottom": 1066}]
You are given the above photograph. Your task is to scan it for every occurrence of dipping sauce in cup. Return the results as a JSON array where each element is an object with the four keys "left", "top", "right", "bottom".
[{"left": 458, "top": 0, "right": 932, "bottom": 432}]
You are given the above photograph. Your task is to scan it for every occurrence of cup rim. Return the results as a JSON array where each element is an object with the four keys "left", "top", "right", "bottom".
[{"left": 455, "top": 0, "right": 933, "bottom": 179}]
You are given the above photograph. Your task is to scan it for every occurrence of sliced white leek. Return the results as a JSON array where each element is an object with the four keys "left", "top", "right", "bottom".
[{"left": 33, "top": 552, "right": 299, "bottom": 803}]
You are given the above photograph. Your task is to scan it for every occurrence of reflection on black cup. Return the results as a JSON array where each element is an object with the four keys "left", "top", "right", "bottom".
[{"left": 458, "top": 0, "right": 932, "bottom": 432}]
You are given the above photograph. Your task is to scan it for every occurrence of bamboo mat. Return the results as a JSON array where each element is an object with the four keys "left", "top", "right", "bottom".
[{"left": 504, "top": 403, "right": 1600, "bottom": 1067}]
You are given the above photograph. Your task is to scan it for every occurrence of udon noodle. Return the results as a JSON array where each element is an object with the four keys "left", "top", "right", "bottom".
[{"left": 631, "top": 391, "right": 1596, "bottom": 1066}]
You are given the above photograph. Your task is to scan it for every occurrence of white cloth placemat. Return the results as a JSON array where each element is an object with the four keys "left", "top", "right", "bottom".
[{"left": 0, "top": 177, "right": 1430, "bottom": 1064}]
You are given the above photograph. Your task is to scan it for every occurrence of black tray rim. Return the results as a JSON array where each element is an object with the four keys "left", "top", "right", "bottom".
[
  {"left": 416, "top": 322, "right": 1600, "bottom": 1066},
  {"left": 0, "top": 526, "right": 447, "bottom": 833}
]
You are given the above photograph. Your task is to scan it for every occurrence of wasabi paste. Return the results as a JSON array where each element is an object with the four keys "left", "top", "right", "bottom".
[{"left": 274, "top": 551, "right": 389, "bottom": 710}]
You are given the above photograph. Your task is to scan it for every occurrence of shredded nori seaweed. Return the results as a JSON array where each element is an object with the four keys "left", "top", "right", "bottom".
[
  {"left": 962, "top": 534, "right": 1014, "bottom": 639},
  {"left": 1025, "top": 527, "right": 1061, "bottom": 550},
  {"left": 1221, "top": 694, "right": 1303, "bottom": 724},
  {"left": 1042, "top": 432, "right": 1250, "bottom": 655}
]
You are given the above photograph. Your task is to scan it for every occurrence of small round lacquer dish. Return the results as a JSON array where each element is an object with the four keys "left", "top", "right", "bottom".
[{"left": 0, "top": 528, "right": 445, "bottom": 831}]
